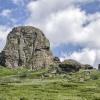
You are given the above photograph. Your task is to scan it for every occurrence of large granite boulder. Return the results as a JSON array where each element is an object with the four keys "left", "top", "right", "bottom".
[
  {"left": 0, "top": 26, "right": 54, "bottom": 70},
  {"left": 58, "top": 59, "right": 82, "bottom": 73}
]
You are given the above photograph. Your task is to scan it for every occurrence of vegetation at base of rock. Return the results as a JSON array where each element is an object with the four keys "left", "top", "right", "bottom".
[{"left": 0, "top": 67, "right": 100, "bottom": 100}]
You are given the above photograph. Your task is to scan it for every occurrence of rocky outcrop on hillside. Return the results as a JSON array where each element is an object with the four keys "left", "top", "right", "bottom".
[
  {"left": 0, "top": 25, "right": 95, "bottom": 72},
  {"left": 82, "top": 64, "right": 93, "bottom": 70},
  {"left": 0, "top": 26, "right": 54, "bottom": 70},
  {"left": 56, "top": 59, "right": 94, "bottom": 73},
  {"left": 58, "top": 59, "right": 82, "bottom": 73}
]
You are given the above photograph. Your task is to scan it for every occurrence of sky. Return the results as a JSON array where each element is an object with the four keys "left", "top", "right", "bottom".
[{"left": 0, "top": 0, "right": 100, "bottom": 68}]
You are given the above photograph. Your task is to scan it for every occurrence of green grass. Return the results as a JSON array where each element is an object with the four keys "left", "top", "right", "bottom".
[
  {"left": 0, "top": 67, "right": 28, "bottom": 77},
  {"left": 0, "top": 67, "right": 100, "bottom": 100}
]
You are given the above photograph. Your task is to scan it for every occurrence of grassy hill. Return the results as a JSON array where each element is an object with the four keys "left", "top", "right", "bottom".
[{"left": 0, "top": 67, "right": 100, "bottom": 100}]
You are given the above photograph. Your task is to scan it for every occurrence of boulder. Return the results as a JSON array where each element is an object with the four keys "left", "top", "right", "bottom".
[
  {"left": 0, "top": 26, "right": 54, "bottom": 70},
  {"left": 82, "top": 64, "right": 93, "bottom": 70},
  {"left": 58, "top": 59, "right": 81, "bottom": 73}
]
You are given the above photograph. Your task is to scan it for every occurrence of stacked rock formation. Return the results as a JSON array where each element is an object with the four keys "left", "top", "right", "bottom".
[{"left": 0, "top": 26, "right": 54, "bottom": 70}]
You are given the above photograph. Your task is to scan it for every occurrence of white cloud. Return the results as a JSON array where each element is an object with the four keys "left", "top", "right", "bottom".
[
  {"left": 44, "top": 8, "right": 87, "bottom": 47},
  {"left": 26, "top": 0, "right": 87, "bottom": 46},
  {"left": 0, "top": 9, "right": 12, "bottom": 17},
  {"left": 0, "top": 26, "right": 11, "bottom": 51},
  {"left": 26, "top": 0, "right": 100, "bottom": 47}
]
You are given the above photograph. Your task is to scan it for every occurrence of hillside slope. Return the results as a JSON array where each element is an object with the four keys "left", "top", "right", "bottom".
[{"left": 0, "top": 67, "right": 100, "bottom": 100}]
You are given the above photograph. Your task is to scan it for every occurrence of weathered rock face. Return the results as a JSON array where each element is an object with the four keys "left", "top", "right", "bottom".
[{"left": 0, "top": 26, "right": 54, "bottom": 69}]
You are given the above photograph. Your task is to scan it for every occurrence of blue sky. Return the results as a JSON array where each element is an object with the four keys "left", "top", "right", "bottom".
[
  {"left": 0, "top": 0, "right": 100, "bottom": 67},
  {"left": 81, "top": 1, "right": 100, "bottom": 14},
  {"left": 0, "top": 0, "right": 29, "bottom": 26}
]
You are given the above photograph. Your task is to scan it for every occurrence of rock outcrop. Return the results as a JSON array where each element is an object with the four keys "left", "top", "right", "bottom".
[
  {"left": 58, "top": 59, "right": 81, "bottom": 73},
  {"left": 56, "top": 59, "right": 94, "bottom": 73},
  {"left": 0, "top": 26, "right": 54, "bottom": 70},
  {"left": 82, "top": 64, "right": 93, "bottom": 70}
]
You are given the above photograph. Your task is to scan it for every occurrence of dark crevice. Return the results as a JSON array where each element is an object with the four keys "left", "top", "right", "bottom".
[
  {"left": 0, "top": 51, "right": 6, "bottom": 67},
  {"left": 17, "top": 35, "right": 23, "bottom": 66}
]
